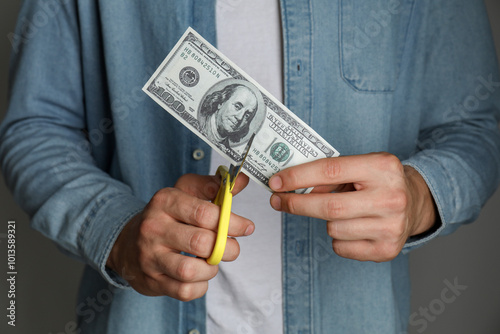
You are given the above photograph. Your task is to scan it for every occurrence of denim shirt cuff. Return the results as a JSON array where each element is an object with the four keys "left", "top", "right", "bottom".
[
  {"left": 400, "top": 158, "right": 449, "bottom": 253},
  {"left": 78, "top": 194, "right": 146, "bottom": 288}
]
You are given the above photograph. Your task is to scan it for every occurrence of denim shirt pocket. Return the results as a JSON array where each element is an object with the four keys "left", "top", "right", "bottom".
[{"left": 339, "top": 0, "right": 414, "bottom": 93}]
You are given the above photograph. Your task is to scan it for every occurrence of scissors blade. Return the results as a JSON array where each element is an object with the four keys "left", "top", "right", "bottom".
[{"left": 229, "top": 133, "right": 256, "bottom": 187}]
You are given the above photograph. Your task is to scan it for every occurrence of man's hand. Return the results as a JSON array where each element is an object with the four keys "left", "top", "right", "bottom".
[
  {"left": 106, "top": 173, "right": 254, "bottom": 301},
  {"left": 269, "top": 152, "right": 437, "bottom": 262}
]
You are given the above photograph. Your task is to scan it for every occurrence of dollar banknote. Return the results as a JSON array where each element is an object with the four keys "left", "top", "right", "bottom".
[{"left": 143, "top": 27, "right": 340, "bottom": 193}]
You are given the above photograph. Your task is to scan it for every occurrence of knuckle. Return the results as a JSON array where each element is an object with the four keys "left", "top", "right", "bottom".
[
  {"left": 286, "top": 168, "right": 301, "bottom": 188},
  {"left": 376, "top": 243, "right": 400, "bottom": 262},
  {"left": 393, "top": 220, "right": 407, "bottom": 238},
  {"left": 176, "top": 283, "right": 197, "bottom": 302},
  {"left": 332, "top": 241, "right": 349, "bottom": 259},
  {"left": 283, "top": 196, "right": 297, "bottom": 214},
  {"left": 176, "top": 258, "right": 197, "bottom": 282},
  {"left": 379, "top": 219, "right": 406, "bottom": 241},
  {"left": 188, "top": 230, "right": 212, "bottom": 255},
  {"left": 138, "top": 217, "right": 157, "bottom": 237},
  {"left": 137, "top": 217, "right": 168, "bottom": 247},
  {"left": 326, "top": 198, "right": 343, "bottom": 219},
  {"left": 387, "top": 189, "right": 408, "bottom": 212},
  {"left": 191, "top": 201, "right": 214, "bottom": 228},
  {"left": 150, "top": 187, "right": 177, "bottom": 209},
  {"left": 379, "top": 153, "right": 403, "bottom": 173},
  {"left": 324, "top": 158, "right": 341, "bottom": 180},
  {"left": 175, "top": 173, "right": 195, "bottom": 186}
]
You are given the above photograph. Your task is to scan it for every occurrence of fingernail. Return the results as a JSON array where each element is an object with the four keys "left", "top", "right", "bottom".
[
  {"left": 244, "top": 225, "right": 254, "bottom": 236},
  {"left": 270, "top": 195, "right": 282, "bottom": 211},
  {"left": 269, "top": 175, "right": 282, "bottom": 191}
]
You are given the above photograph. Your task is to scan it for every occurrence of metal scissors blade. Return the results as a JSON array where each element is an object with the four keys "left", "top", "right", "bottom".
[{"left": 229, "top": 133, "right": 255, "bottom": 190}]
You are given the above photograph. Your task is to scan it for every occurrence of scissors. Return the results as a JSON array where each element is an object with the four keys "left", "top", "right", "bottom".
[{"left": 206, "top": 133, "right": 255, "bottom": 265}]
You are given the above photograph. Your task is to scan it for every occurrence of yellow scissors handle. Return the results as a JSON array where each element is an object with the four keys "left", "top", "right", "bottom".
[{"left": 207, "top": 166, "right": 233, "bottom": 265}]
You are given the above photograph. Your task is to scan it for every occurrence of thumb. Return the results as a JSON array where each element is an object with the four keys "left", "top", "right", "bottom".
[
  {"left": 230, "top": 172, "right": 250, "bottom": 196},
  {"left": 174, "top": 172, "right": 250, "bottom": 201},
  {"left": 174, "top": 174, "right": 220, "bottom": 201}
]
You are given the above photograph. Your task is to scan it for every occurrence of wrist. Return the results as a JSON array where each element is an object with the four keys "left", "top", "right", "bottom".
[
  {"left": 404, "top": 166, "right": 438, "bottom": 236},
  {"left": 106, "top": 212, "right": 140, "bottom": 274}
]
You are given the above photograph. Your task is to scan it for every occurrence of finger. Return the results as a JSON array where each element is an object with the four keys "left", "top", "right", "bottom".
[
  {"left": 270, "top": 191, "right": 377, "bottom": 221},
  {"left": 269, "top": 153, "right": 401, "bottom": 192},
  {"left": 175, "top": 173, "right": 250, "bottom": 200},
  {"left": 212, "top": 170, "right": 249, "bottom": 196},
  {"left": 160, "top": 222, "right": 242, "bottom": 261},
  {"left": 331, "top": 239, "right": 377, "bottom": 262},
  {"left": 153, "top": 252, "right": 218, "bottom": 283},
  {"left": 143, "top": 273, "right": 209, "bottom": 301},
  {"left": 151, "top": 188, "right": 254, "bottom": 237},
  {"left": 326, "top": 218, "right": 404, "bottom": 242},
  {"left": 231, "top": 172, "right": 250, "bottom": 196},
  {"left": 175, "top": 174, "right": 221, "bottom": 201},
  {"left": 268, "top": 156, "right": 368, "bottom": 192},
  {"left": 331, "top": 239, "right": 401, "bottom": 262}
]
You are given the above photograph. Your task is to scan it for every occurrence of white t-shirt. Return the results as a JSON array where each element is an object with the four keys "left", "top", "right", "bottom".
[{"left": 206, "top": 1, "right": 284, "bottom": 333}]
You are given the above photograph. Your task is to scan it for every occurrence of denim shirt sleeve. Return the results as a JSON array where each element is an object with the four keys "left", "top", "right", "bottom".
[
  {"left": 399, "top": 0, "right": 500, "bottom": 251},
  {"left": 0, "top": 2, "right": 146, "bottom": 287}
]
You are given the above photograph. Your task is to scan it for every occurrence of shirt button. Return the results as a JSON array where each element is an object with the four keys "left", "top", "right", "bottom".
[
  {"left": 188, "top": 330, "right": 200, "bottom": 334},
  {"left": 192, "top": 149, "right": 205, "bottom": 160}
]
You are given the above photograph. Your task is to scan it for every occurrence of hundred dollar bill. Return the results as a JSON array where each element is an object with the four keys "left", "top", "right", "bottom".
[{"left": 143, "top": 27, "right": 339, "bottom": 193}]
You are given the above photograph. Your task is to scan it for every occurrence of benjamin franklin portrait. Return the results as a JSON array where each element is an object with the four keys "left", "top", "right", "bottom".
[{"left": 198, "top": 79, "right": 266, "bottom": 148}]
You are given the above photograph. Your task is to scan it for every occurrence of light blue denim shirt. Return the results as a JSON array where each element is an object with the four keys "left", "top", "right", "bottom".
[{"left": 1, "top": 1, "right": 500, "bottom": 333}]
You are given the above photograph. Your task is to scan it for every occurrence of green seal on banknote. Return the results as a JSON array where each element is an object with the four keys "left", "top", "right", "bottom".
[{"left": 270, "top": 142, "right": 290, "bottom": 162}]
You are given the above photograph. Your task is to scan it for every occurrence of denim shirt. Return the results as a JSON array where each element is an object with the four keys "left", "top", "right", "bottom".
[{"left": 1, "top": 1, "right": 499, "bottom": 333}]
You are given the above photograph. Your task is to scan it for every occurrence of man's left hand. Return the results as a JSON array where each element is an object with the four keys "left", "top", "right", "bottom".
[{"left": 269, "top": 152, "right": 437, "bottom": 262}]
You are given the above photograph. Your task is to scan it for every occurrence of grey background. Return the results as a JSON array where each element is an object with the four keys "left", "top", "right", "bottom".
[{"left": 0, "top": 1, "right": 499, "bottom": 333}]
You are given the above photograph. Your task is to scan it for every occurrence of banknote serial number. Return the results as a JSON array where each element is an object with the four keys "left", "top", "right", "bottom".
[
  {"left": 180, "top": 47, "right": 221, "bottom": 79},
  {"left": 252, "top": 148, "right": 280, "bottom": 172}
]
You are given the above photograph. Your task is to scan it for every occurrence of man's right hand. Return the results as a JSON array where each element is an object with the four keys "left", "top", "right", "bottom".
[{"left": 106, "top": 173, "right": 254, "bottom": 301}]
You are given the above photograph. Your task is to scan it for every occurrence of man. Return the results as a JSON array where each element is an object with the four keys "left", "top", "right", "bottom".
[
  {"left": 199, "top": 82, "right": 260, "bottom": 148},
  {"left": 1, "top": 1, "right": 499, "bottom": 333}
]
